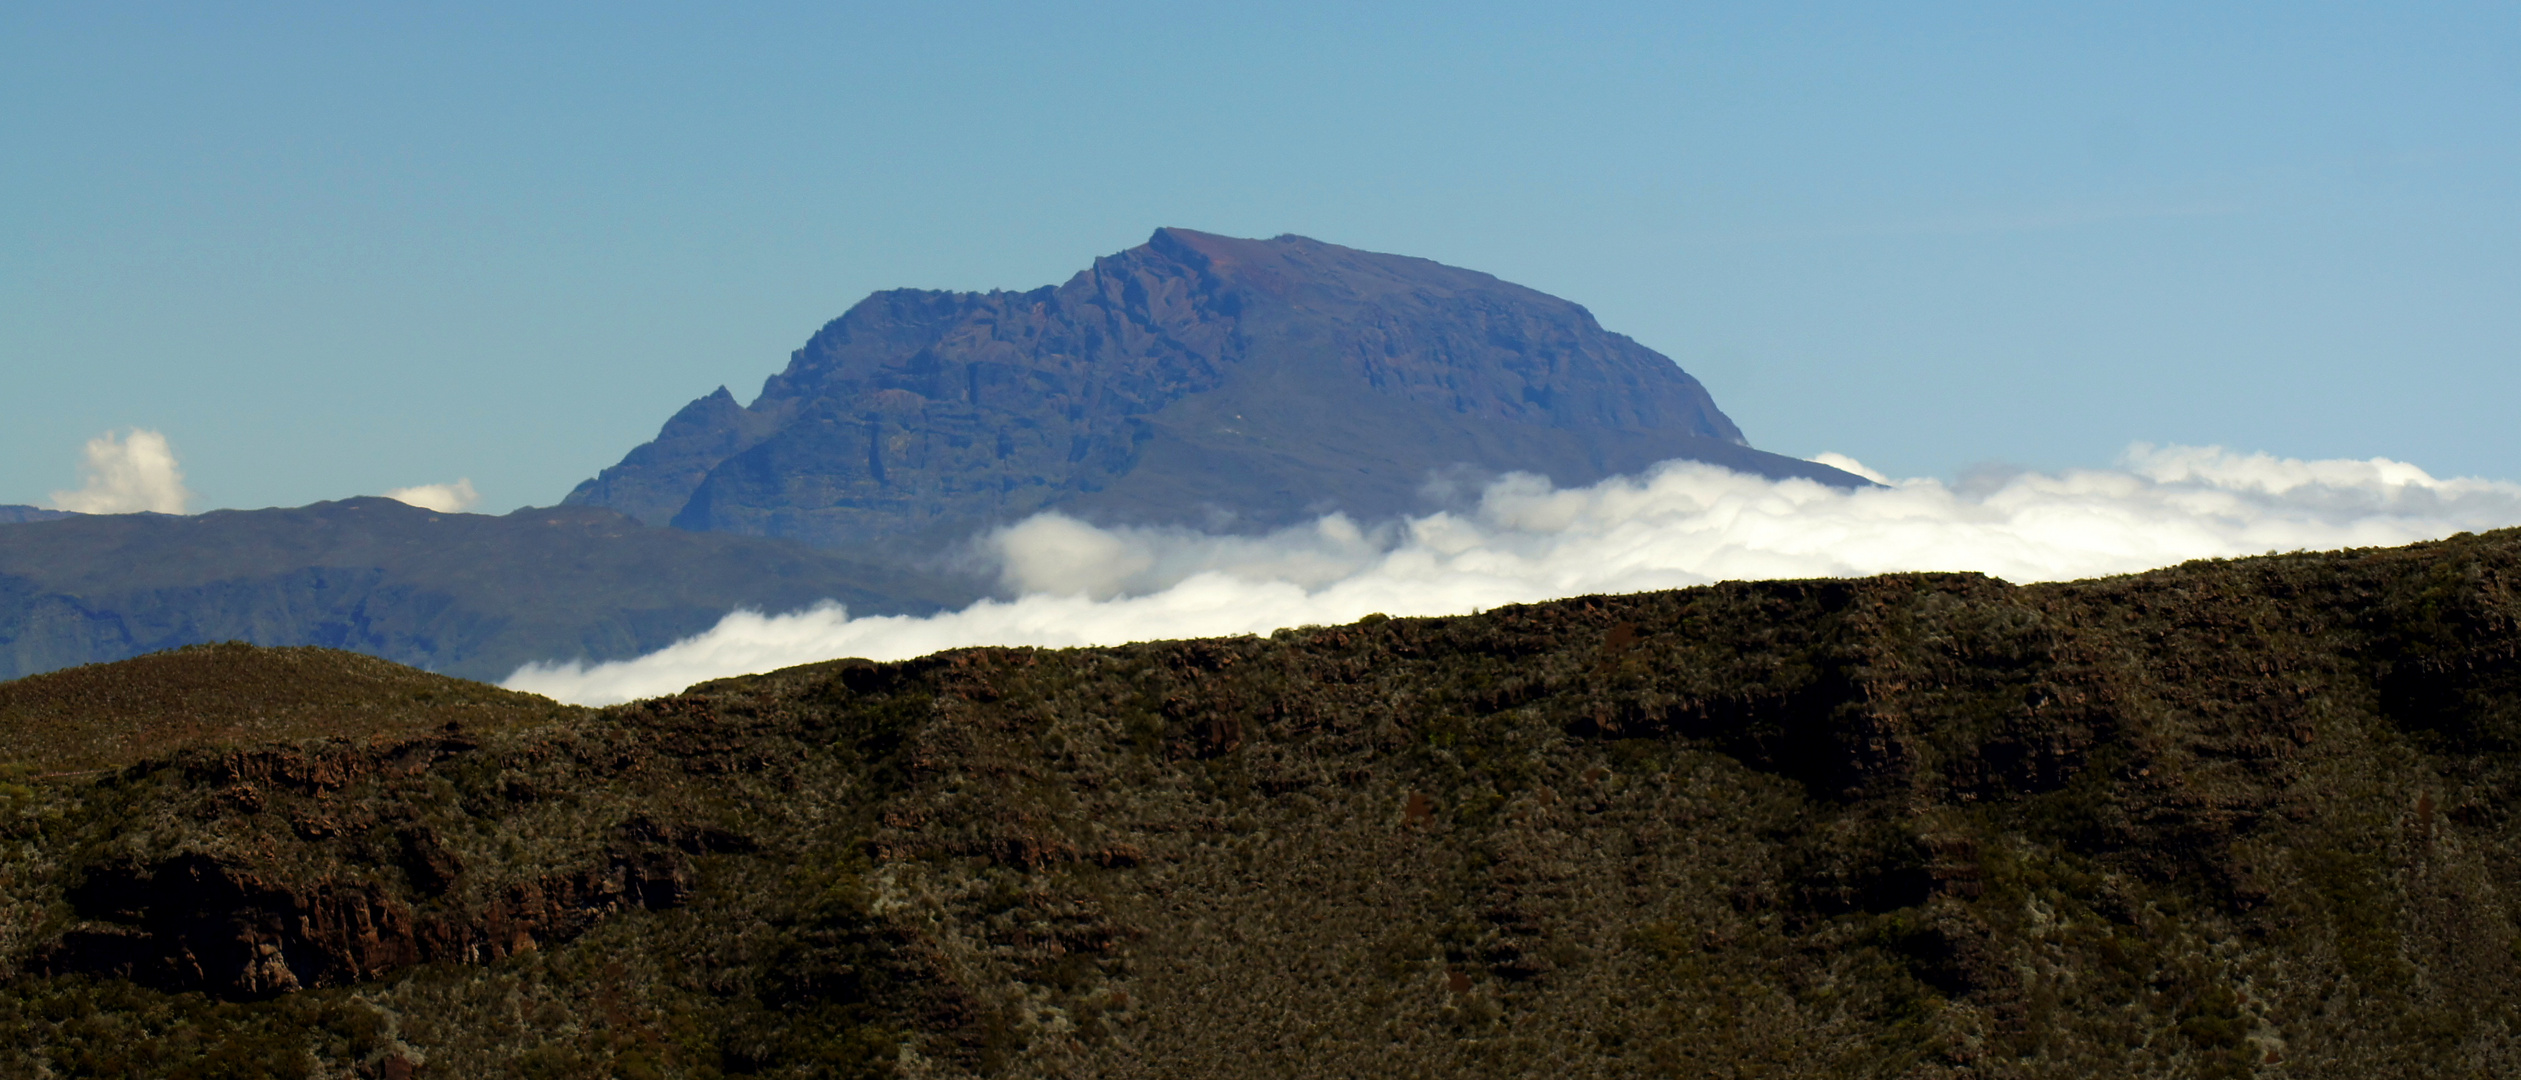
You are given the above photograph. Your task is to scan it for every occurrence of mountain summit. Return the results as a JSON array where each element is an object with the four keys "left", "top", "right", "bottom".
[{"left": 567, "top": 228, "right": 1862, "bottom": 548}]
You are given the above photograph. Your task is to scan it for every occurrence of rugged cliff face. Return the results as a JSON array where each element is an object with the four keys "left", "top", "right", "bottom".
[
  {"left": 5, "top": 531, "right": 2519, "bottom": 1078},
  {"left": 566, "top": 229, "right": 1863, "bottom": 549}
]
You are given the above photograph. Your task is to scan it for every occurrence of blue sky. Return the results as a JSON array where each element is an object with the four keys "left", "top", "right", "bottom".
[{"left": 6, "top": 2, "right": 2518, "bottom": 512}]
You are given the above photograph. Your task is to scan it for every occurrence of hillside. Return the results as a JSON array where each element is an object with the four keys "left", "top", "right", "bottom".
[
  {"left": 567, "top": 228, "right": 1864, "bottom": 548},
  {"left": 0, "top": 642, "right": 578, "bottom": 775},
  {"left": 0, "top": 498, "right": 972, "bottom": 683},
  {"left": 0, "top": 506, "right": 77, "bottom": 525},
  {"left": 4, "top": 530, "right": 2518, "bottom": 1078}
]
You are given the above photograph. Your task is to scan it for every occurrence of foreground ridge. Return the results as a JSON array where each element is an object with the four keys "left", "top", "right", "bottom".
[{"left": 4, "top": 530, "right": 2519, "bottom": 1077}]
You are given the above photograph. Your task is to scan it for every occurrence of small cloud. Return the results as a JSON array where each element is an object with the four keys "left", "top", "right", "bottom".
[
  {"left": 1811, "top": 452, "right": 1892, "bottom": 485},
  {"left": 383, "top": 478, "right": 481, "bottom": 513},
  {"left": 48, "top": 429, "right": 196, "bottom": 514}
]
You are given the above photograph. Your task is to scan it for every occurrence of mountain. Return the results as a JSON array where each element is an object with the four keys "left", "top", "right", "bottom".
[
  {"left": 567, "top": 228, "right": 1865, "bottom": 549},
  {"left": 0, "top": 505, "right": 77, "bottom": 525},
  {"left": 0, "top": 231, "right": 1857, "bottom": 683},
  {"left": 6, "top": 530, "right": 2517, "bottom": 1077},
  {"left": 0, "top": 498, "right": 967, "bottom": 683}
]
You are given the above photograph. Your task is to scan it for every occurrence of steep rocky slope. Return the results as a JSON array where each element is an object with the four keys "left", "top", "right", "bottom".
[
  {"left": 5, "top": 530, "right": 2520, "bottom": 1078},
  {"left": 0, "top": 499, "right": 970, "bottom": 683},
  {"left": 567, "top": 228, "right": 1863, "bottom": 548}
]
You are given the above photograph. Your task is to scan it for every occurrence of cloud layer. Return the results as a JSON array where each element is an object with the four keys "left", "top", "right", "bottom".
[
  {"left": 47, "top": 429, "right": 196, "bottom": 514},
  {"left": 505, "top": 445, "right": 2521, "bottom": 705},
  {"left": 383, "top": 478, "right": 481, "bottom": 513}
]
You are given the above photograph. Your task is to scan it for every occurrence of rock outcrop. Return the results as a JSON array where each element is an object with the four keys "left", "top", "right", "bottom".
[
  {"left": 568, "top": 228, "right": 1864, "bottom": 548},
  {"left": 37, "top": 812, "right": 714, "bottom": 999}
]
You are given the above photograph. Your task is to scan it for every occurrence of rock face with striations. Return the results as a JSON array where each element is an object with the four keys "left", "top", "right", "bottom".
[{"left": 566, "top": 228, "right": 1862, "bottom": 549}]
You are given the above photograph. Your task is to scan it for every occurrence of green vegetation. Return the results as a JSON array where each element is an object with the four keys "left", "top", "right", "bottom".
[
  {"left": 0, "top": 642, "right": 577, "bottom": 774},
  {"left": 5, "top": 529, "right": 2521, "bottom": 1076}
]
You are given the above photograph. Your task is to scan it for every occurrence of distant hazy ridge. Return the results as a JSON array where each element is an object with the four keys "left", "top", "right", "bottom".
[
  {"left": 0, "top": 499, "right": 963, "bottom": 682},
  {"left": 0, "top": 230, "right": 1856, "bottom": 682}
]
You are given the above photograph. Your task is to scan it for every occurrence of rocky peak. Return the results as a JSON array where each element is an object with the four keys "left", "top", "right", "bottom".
[{"left": 566, "top": 229, "right": 1861, "bottom": 550}]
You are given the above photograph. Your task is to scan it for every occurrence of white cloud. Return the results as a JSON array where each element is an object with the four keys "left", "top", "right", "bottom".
[
  {"left": 383, "top": 478, "right": 480, "bottom": 513},
  {"left": 1810, "top": 452, "right": 1891, "bottom": 485},
  {"left": 990, "top": 511, "right": 1392, "bottom": 600},
  {"left": 504, "top": 445, "right": 2521, "bottom": 706},
  {"left": 47, "top": 429, "right": 196, "bottom": 514}
]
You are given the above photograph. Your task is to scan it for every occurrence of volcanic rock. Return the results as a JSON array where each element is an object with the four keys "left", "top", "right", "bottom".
[{"left": 567, "top": 228, "right": 1863, "bottom": 548}]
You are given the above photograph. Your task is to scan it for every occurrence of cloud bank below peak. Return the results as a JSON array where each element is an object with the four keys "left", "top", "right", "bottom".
[{"left": 505, "top": 444, "right": 2521, "bottom": 706}]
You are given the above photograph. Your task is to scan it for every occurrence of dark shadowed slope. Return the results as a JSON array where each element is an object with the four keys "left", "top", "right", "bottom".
[
  {"left": 568, "top": 228, "right": 1864, "bottom": 548},
  {"left": 0, "top": 506, "right": 77, "bottom": 524},
  {"left": 0, "top": 498, "right": 971, "bottom": 683},
  {"left": 5, "top": 530, "right": 2519, "bottom": 1077}
]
